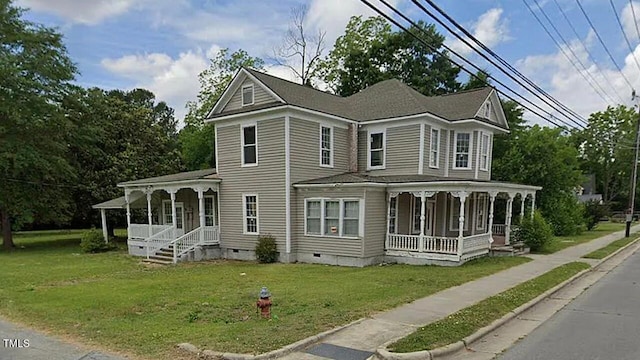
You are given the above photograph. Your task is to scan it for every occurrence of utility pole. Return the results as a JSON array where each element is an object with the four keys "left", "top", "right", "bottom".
[{"left": 626, "top": 90, "right": 640, "bottom": 237}]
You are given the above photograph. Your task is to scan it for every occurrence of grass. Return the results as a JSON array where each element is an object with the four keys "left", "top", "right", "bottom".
[
  {"left": 582, "top": 234, "right": 640, "bottom": 259},
  {"left": 389, "top": 261, "right": 591, "bottom": 353},
  {"left": 537, "top": 222, "right": 627, "bottom": 254},
  {"left": 0, "top": 230, "right": 530, "bottom": 359}
]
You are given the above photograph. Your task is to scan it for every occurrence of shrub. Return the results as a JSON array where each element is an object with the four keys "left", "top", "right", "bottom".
[
  {"left": 583, "top": 200, "right": 610, "bottom": 231},
  {"left": 255, "top": 234, "right": 278, "bottom": 263},
  {"left": 542, "top": 193, "right": 585, "bottom": 236},
  {"left": 80, "top": 229, "right": 116, "bottom": 253},
  {"left": 514, "top": 211, "right": 554, "bottom": 252}
]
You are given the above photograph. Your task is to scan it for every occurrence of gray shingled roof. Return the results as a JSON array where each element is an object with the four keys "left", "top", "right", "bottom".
[
  {"left": 244, "top": 68, "right": 496, "bottom": 124},
  {"left": 118, "top": 168, "right": 219, "bottom": 186}
]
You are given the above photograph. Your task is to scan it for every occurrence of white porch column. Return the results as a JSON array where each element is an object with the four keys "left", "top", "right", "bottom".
[
  {"left": 519, "top": 192, "right": 526, "bottom": 221},
  {"left": 198, "top": 187, "right": 205, "bottom": 242},
  {"left": 100, "top": 209, "right": 108, "bottom": 243},
  {"left": 488, "top": 191, "right": 498, "bottom": 243},
  {"left": 169, "top": 189, "right": 177, "bottom": 238},
  {"left": 145, "top": 188, "right": 153, "bottom": 238},
  {"left": 505, "top": 194, "right": 514, "bottom": 245},
  {"left": 419, "top": 191, "right": 426, "bottom": 252},
  {"left": 531, "top": 193, "right": 536, "bottom": 220},
  {"left": 125, "top": 190, "right": 131, "bottom": 241},
  {"left": 451, "top": 191, "right": 468, "bottom": 258}
]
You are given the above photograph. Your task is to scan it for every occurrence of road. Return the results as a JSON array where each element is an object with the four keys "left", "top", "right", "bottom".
[
  {"left": 497, "top": 249, "right": 640, "bottom": 360},
  {"left": 0, "top": 318, "right": 125, "bottom": 360}
]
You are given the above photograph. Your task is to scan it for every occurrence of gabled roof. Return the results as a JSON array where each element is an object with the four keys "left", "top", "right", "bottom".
[
  {"left": 210, "top": 67, "right": 502, "bottom": 127},
  {"left": 118, "top": 168, "right": 219, "bottom": 187}
]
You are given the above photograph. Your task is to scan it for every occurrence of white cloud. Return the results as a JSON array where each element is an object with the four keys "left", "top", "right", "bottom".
[
  {"left": 622, "top": 1, "right": 640, "bottom": 40},
  {"left": 448, "top": 8, "right": 510, "bottom": 56},
  {"left": 101, "top": 46, "right": 222, "bottom": 124},
  {"left": 17, "top": 0, "right": 135, "bottom": 25}
]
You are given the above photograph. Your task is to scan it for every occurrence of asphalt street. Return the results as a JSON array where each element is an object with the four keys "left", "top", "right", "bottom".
[{"left": 497, "top": 249, "right": 640, "bottom": 360}]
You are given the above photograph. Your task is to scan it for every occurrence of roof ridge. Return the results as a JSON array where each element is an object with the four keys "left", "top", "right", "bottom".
[
  {"left": 433, "top": 86, "right": 494, "bottom": 98},
  {"left": 244, "top": 67, "right": 346, "bottom": 99}
]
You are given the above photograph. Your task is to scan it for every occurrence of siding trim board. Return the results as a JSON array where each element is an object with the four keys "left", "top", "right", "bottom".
[
  {"left": 418, "top": 123, "right": 425, "bottom": 174},
  {"left": 285, "top": 115, "right": 291, "bottom": 254}
]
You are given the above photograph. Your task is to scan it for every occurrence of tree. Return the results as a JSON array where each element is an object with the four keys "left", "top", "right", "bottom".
[
  {"left": 462, "top": 70, "right": 491, "bottom": 91},
  {"left": 574, "top": 105, "right": 637, "bottom": 204},
  {"left": 319, "top": 16, "right": 461, "bottom": 96},
  {"left": 179, "top": 48, "right": 264, "bottom": 170},
  {"left": 272, "top": 4, "right": 326, "bottom": 86},
  {"left": 0, "top": 0, "right": 77, "bottom": 249}
]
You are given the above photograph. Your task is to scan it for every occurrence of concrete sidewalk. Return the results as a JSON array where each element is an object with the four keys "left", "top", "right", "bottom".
[{"left": 284, "top": 225, "right": 640, "bottom": 360}]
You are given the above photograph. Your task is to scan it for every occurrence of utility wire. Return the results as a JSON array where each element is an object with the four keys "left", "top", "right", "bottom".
[
  {"left": 359, "top": 0, "right": 571, "bottom": 129},
  {"left": 576, "top": 0, "right": 636, "bottom": 92},
  {"left": 630, "top": 0, "right": 640, "bottom": 44},
  {"left": 610, "top": 0, "right": 640, "bottom": 78},
  {"left": 417, "top": 0, "right": 588, "bottom": 127},
  {"left": 552, "top": 0, "right": 626, "bottom": 104},
  {"left": 524, "top": 0, "right": 617, "bottom": 105}
]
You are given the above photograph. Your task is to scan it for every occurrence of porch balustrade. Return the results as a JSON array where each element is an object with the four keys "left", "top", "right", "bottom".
[
  {"left": 491, "top": 224, "right": 506, "bottom": 236},
  {"left": 386, "top": 232, "right": 491, "bottom": 259},
  {"left": 129, "top": 224, "right": 172, "bottom": 240}
]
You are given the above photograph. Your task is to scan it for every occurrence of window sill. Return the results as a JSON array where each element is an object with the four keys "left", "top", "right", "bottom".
[
  {"left": 304, "top": 233, "right": 361, "bottom": 240},
  {"left": 241, "top": 163, "right": 258, "bottom": 168},
  {"left": 428, "top": 165, "right": 439, "bottom": 169},
  {"left": 368, "top": 166, "right": 385, "bottom": 171},
  {"left": 243, "top": 232, "right": 259, "bottom": 236},
  {"left": 319, "top": 164, "right": 334, "bottom": 168},
  {"left": 452, "top": 167, "right": 472, "bottom": 170}
]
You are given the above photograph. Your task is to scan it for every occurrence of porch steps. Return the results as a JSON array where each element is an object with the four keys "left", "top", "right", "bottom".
[
  {"left": 142, "top": 245, "right": 175, "bottom": 265},
  {"left": 490, "top": 242, "right": 530, "bottom": 257}
]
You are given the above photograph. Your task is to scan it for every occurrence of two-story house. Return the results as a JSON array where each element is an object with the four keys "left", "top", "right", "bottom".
[{"left": 94, "top": 67, "right": 540, "bottom": 266}]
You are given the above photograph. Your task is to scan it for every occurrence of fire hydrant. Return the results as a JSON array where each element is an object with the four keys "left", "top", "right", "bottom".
[{"left": 256, "top": 286, "right": 272, "bottom": 319}]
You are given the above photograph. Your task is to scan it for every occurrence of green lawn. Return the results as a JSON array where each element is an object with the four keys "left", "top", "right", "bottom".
[
  {"left": 582, "top": 234, "right": 640, "bottom": 259},
  {"left": 537, "top": 222, "right": 627, "bottom": 254},
  {"left": 389, "top": 262, "right": 591, "bottom": 353},
  {"left": 0, "top": 230, "right": 529, "bottom": 359}
]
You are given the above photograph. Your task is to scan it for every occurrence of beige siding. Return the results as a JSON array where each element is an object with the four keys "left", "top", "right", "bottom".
[
  {"left": 477, "top": 134, "right": 492, "bottom": 181},
  {"left": 359, "top": 125, "right": 421, "bottom": 175},
  {"left": 216, "top": 118, "right": 286, "bottom": 252},
  {"left": 357, "top": 130, "right": 367, "bottom": 171},
  {"left": 364, "top": 188, "right": 386, "bottom": 257},
  {"left": 222, "top": 79, "right": 276, "bottom": 113},
  {"left": 448, "top": 130, "right": 477, "bottom": 179},
  {"left": 294, "top": 187, "right": 365, "bottom": 256}
]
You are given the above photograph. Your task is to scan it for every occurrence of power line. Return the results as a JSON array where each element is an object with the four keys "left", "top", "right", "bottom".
[
  {"left": 610, "top": 0, "right": 640, "bottom": 77},
  {"left": 630, "top": 0, "right": 640, "bottom": 44},
  {"left": 359, "top": 0, "right": 571, "bottom": 129},
  {"left": 551, "top": 0, "right": 626, "bottom": 104},
  {"left": 575, "top": 0, "right": 636, "bottom": 92},
  {"left": 524, "top": 0, "right": 617, "bottom": 105},
  {"left": 416, "top": 0, "right": 588, "bottom": 127}
]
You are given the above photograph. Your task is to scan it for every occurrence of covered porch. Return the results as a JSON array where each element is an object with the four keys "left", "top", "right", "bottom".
[{"left": 384, "top": 182, "right": 540, "bottom": 264}]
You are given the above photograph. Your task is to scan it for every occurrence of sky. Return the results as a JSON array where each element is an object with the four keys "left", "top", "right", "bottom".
[{"left": 14, "top": 0, "right": 640, "bottom": 128}]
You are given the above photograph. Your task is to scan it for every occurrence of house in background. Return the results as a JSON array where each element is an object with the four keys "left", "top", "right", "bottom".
[{"left": 95, "top": 67, "right": 540, "bottom": 266}]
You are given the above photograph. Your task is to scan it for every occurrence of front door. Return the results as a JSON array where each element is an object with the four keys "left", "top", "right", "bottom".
[{"left": 163, "top": 200, "right": 185, "bottom": 237}]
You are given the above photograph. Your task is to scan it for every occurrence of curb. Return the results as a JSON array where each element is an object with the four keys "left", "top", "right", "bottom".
[
  {"left": 177, "top": 318, "right": 366, "bottom": 360},
  {"left": 375, "top": 235, "right": 640, "bottom": 360}
]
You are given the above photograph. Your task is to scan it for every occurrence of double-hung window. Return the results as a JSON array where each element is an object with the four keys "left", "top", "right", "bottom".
[
  {"left": 320, "top": 126, "right": 333, "bottom": 167},
  {"left": 204, "top": 196, "right": 215, "bottom": 226},
  {"left": 305, "top": 199, "right": 361, "bottom": 238},
  {"left": 480, "top": 133, "right": 490, "bottom": 171},
  {"left": 388, "top": 197, "right": 397, "bottom": 234},
  {"left": 242, "top": 84, "right": 254, "bottom": 106},
  {"left": 412, "top": 196, "right": 422, "bottom": 234},
  {"left": 242, "top": 124, "right": 257, "bottom": 166},
  {"left": 369, "top": 131, "right": 385, "bottom": 169},
  {"left": 243, "top": 194, "right": 258, "bottom": 234},
  {"left": 476, "top": 194, "right": 487, "bottom": 230},
  {"left": 429, "top": 128, "right": 439, "bottom": 168},
  {"left": 454, "top": 132, "right": 471, "bottom": 169}
]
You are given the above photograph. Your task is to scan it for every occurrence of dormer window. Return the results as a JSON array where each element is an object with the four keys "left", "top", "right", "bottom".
[{"left": 242, "top": 84, "right": 254, "bottom": 106}]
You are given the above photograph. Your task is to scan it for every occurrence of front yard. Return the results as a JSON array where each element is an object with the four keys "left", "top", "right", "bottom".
[
  {"left": 538, "top": 222, "right": 627, "bottom": 253},
  {"left": 0, "top": 230, "right": 527, "bottom": 359}
]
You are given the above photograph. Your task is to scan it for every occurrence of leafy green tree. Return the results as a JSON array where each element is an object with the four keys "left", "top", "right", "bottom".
[
  {"left": 574, "top": 105, "right": 637, "bottom": 204},
  {"left": 319, "top": 16, "right": 461, "bottom": 97},
  {"left": 462, "top": 70, "right": 491, "bottom": 91},
  {"left": 179, "top": 48, "right": 264, "bottom": 170},
  {"left": 0, "top": 0, "right": 77, "bottom": 249}
]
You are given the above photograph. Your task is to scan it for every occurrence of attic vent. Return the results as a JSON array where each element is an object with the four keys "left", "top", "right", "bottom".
[
  {"left": 483, "top": 102, "right": 491, "bottom": 118},
  {"left": 242, "top": 84, "right": 254, "bottom": 106}
]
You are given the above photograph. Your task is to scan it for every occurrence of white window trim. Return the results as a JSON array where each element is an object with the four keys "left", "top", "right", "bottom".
[
  {"left": 204, "top": 195, "right": 216, "bottom": 226},
  {"left": 319, "top": 125, "right": 334, "bottom": 168},
  {"left": 367, "top": 129, "right": 386, "bottom": 170},
  {"left": 483, "top": 102, "right": 491, "bottom": 118},
  {"left": 480, "top": 132, "right": 490, "bottom": 171},
  {"left": 449, "top": 196, "right": 470, "bottom": 232},
  {"left": 242, "top": 193, "right": 259, "bottom": 235},
  {"left": 429, "top": 127, "right": 440, "bottom": 169},
  {"left": 475, "top": 194, "right": 487, "bottom": 231},
  {"left": 241, "top": 123, "right": 258, "bottom": 167},
  {"left": 241, "top": 84, "right": 254, "bottom": 107},
  {"left": 161, "top": 200, "right": 184, "bottom": 228},
  {"left": 304, "top": 198, "right": 363, "bottom": 239},
  {"left": 388, "top": 196, "right": 398, "bottom": 234},
  {"left": 453, "top": 131, "right": 473, "bottom": 170}
]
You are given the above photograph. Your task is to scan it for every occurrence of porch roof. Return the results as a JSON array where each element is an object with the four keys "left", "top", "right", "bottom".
[
  {"left": 294, "top": 172, "right": 541, "bottom": 192},
  {"left": 117, "top": 168, "right": 219, "bottom": 187},
  {"left": 91, "top": 193, "right": 147, "bottom": 209}
]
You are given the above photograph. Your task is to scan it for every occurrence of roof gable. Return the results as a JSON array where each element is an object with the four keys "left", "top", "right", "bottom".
[{"left": 208, "top": 68, "right": 285, "bottom": 117}]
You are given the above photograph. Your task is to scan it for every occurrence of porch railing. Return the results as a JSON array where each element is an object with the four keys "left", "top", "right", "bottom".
[
  {"left": 130, "top": 224, "right": 172, "bottom": 240},
  {"left": 386, "top": 234, "right": 459, "bottom": 254},
  {"left": 203, "top": 225, "right": 220, "bottom": 244},
  {"left": 491, "top": 224, "right": 506, "bottom": 236},
  {"left": 145, "top": 226, "right": 175, "bottom": 259},
  {"left": 172, "top": 227, "right": 202, "bottom": 263},
  {"left": 462, "top": 233, "right": 492, "bottom": 254}
]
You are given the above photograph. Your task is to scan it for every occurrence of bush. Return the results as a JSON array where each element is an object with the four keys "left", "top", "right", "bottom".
[
  {"left": 542, "top": 193, "right": 585, "bottom": 236},
  {"left": 255, "top": 234, "right": 278, "bottom": 263},
  {"left": 583, "top": 200, "right": 610, "bottom": 231},
  {"left": 514, "top": 211, "right": 554, "bottom": 252},
  {"left": 80, "top": 229, "right": 116, "bottom": 253}
]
